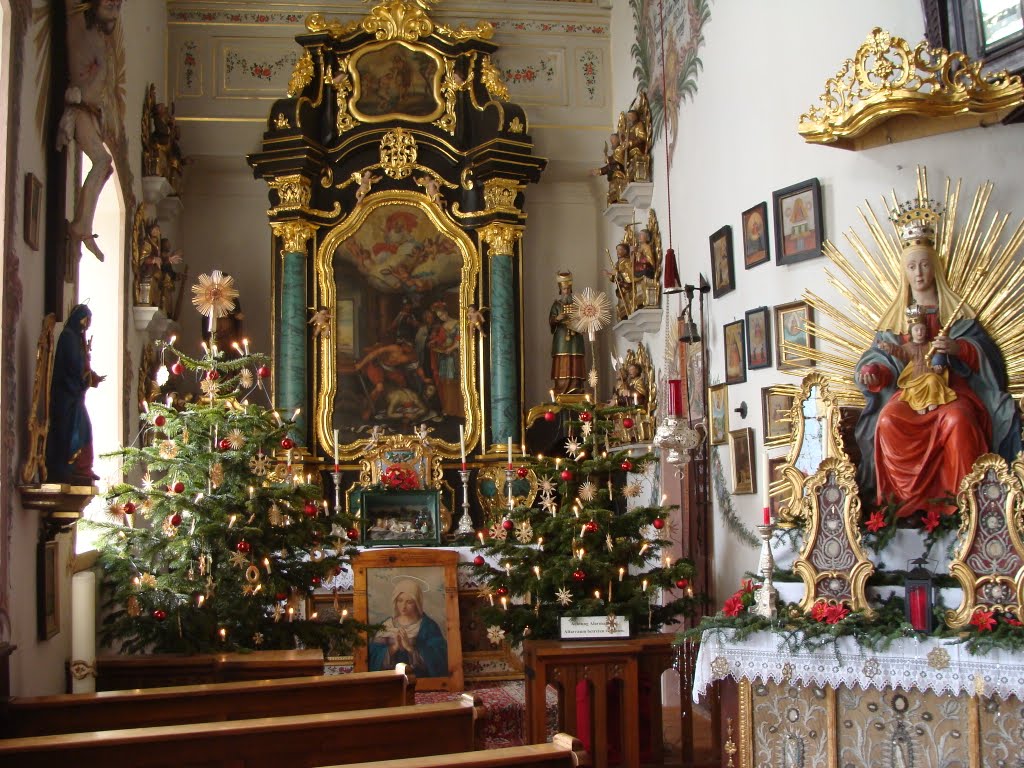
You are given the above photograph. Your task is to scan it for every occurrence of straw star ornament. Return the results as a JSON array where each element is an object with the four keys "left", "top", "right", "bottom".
[{"left": 191, "top": 270, "right": 239, "bottom": 320}]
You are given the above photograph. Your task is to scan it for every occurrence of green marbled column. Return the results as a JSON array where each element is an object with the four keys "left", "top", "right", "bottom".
[
  {"left": 278, "top": 250, "right": 307, "bottom": 441},
  {"left": 489, "top": 254, "right": 517, "bottom": 445}
]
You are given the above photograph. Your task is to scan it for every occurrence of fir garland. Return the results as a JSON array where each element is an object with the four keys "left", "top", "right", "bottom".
[{"left": 710, "top": 445, "right": 758, "bottom": 548}]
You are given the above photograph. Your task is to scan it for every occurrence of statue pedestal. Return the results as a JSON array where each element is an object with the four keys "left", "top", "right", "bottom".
[
  {"left": 603, "top": 203, "right": 634, "bottom": 227},
  {"left": 623, "top": 182, "right": 653, "bottom": 209},
  {"left": 18, "top": 483, "right": 97, "bottom": 539},
  {"left": 613, "top": 307, "right": 662, "bottom": 342}
]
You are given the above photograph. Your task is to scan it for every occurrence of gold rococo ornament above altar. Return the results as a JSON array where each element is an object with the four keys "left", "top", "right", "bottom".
[
  {"left": 798, "top": 27, "right": 1024, "bottom": 150},
  {"left": 305, "top": 0, "right": 494, "bottom": 45}
]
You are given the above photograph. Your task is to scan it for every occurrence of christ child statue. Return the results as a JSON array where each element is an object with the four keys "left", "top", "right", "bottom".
[{"left": 881, "top": 306, "right": 957, "bottom": 415}]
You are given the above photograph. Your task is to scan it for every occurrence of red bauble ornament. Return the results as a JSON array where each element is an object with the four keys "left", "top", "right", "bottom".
[
  {"left": 676, "top": 578, "right": 689, "bottom": 590},
  {"left": 621, "top": 460, "right": 633, "bottom": 471},
  {"left": 172, "top": 481, "right": 185, "bottom": 493},
  {"left": 501, "top": 518, "right": 514, "bottom": 531},
  {"left": 303, "top": 502, "right": 318, "bottom": 517},
  {"left": 346, "top": 527, "right": 360, "bottom": 540},
  {"left": 496, "top": 586, "right": 509, "bottom": 597},
  {"left": 584, "top": 520, "right": 599, "bottom": 534},
  {"left": 579, "top": 411, "right": 592, "bottom": 422},
  {"left": 206, "top": 369, "right": 219, "bottom": 381},
  {"left": 543, "top": 410, "right": 556, "bottom": 422},
  {"left": 622, "top": 417, "right": 635, "bottom": 429},
  {"left": 170, "top": 361, "right": 184, "bottom": 376},
  {"left": 572, "top": 569, "right": 586, "bottom": 582},
  {"left": 257, "top": 365, "right": 271, "bottom": 379},
  {"left": 311, "top": 576, "right": 321, "bottom": 586},
  {"left": 154, "top": 415, "right": 166, "bottom": 427},
  {"left": 236, "top": 540, "right": 251, "bottom": 553},
  {"left": 275, "top": 592, "right": 288, "bottom": 601},
  {"left": 170, "top": 513, "right": 183, "bottom": 527},
  {"left": 516, "top": 466, "right": 529, "bottom": 478},
  {"left": 152, "top": 609, "right": 167, "bottom": 621},
  {"left": 473, "top": 555, "right": 485, "bottom": 567},
  {"left": 219, "top": 437, "right": 232, "bottom": 451},
  {"left": 280, "top": 437, "right": 295, "bottom": 450},
  {"left": 652, "top": 517, "right": 665, "bottom": 530},
  {"left": 560, "top": 469, "right": 573, "bottom": 481},
  {"left": 122, "top": 502, "right": 136, "bottom": 515}
]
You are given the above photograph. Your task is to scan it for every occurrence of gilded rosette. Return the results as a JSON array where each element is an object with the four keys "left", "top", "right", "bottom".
[{"left": 798, "top": 27, "right": 1024, "bottom": 149}]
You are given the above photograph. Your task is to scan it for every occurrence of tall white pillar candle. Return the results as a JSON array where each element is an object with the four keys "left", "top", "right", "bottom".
[{"left": 71, "top": 570, "right": 97, "bottom": 694}]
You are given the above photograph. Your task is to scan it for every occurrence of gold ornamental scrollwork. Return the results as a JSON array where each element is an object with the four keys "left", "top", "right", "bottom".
[
  {"left": 482, "top": 178, "right": 523, "bottom": 214},
  {"left": 287, "top": 50, "right": 315, "bottom": 97},
  {"left": 433, "top": 58, "right": 465, "bottom": 135},
  {"left": 478, "top": 223, "right": 523, "bottom": 257},
  {"left": 274, "top": 113, "right": 291, "bottom": 130},
  {"left": 327, "top": 59, "right": 358, "bottom": 135},
  {"left": 305, "top": 13, "right": 362, "bottom": 39},
  {"left": 362, "top": 0, "right": 434, "bottom": 42},
  {"left": 798, "top": 27, "right": 1024, "bottom": 149},
  {"left": 267, "top": 174, "right": 341, "bottom": 218},
  {"left": 480, "top": 55, "right": 510, "bottom": 102},
  {"left": 380, "top": 128, "right": 418, "bottom": 179},
  {"left": 271, "top": 220, "right": 318, "bottom": 255},
  {"left": 507, "top": 116, "right": 524, "bottom": 134}
]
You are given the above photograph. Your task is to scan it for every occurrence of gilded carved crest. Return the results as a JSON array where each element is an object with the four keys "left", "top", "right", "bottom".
[{"left": 380, "top": 128, "right": 418, "bottom": 179}]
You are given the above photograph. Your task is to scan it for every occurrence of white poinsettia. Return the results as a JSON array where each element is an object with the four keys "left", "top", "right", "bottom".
[{"left": 486, "top": 625, "right": 506, "bottom": 646}]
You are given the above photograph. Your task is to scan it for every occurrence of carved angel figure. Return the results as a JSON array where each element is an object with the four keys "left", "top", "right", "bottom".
[
  {"left": 416, "top": 174, "right": 444, "bottom": 206},
  {"left": 467, "top": 304, "right": 488, "bottom": 336},
  {"left": 353, "top": 169, "right": 383, "bottom": 203},
  {"left": 308, "top": 308, "right": 332, "bottom": 340}
]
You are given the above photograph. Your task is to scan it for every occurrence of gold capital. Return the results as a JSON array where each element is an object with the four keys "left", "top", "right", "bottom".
[
  {"left": 483, "top": 178, "right": 524, "bottom": 214},
  {"left": 272, "top": 220, "right": 319, "bottom": 254},
  {"left": 478, "top": 223, "right": 522, "bottom": 257}
]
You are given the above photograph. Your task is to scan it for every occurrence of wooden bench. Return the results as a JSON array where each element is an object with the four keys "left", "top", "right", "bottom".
[
  {"left": 0, "top": 697, "right": 478, "bottom": 768},
  {"left": 323, "top": 733, "right": 590, "bottom": 768},
  {"left": 2, "top": 667, "right": 414, "bottom": 738}
]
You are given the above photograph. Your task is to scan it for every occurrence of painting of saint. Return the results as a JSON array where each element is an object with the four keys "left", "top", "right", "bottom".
[
  {"left": 709, "top": 384, "right": 728, "bottom": 445},
  {"left": 742, "top": 202, "right": 769, "bottom": 268},
  {"left": 354, "top": 44, "right": 441, "bottom": 118}
]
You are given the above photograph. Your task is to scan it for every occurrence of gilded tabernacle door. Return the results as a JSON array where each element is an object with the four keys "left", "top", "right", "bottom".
[{"left": 315, "top": 193, "right": 479, "bottom": 460}]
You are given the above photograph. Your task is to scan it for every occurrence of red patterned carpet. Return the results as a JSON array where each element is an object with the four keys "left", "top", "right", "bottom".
[{"left": 415, "top": 681, "right": 558, "bottom": 748}]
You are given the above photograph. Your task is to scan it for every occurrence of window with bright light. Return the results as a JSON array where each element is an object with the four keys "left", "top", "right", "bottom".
[
  {"left": 979, "top": 0, "right": 1024, "bottom": 49},
  {"left": 76, "top": 149, "right": 126, "bottom": 553}
]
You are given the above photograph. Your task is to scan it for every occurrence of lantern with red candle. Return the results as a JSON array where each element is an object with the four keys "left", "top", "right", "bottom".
[{"left": 905, "top": 557, "right": 934, "bottom": 633}]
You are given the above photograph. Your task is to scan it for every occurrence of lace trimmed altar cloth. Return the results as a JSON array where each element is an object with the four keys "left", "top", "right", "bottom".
[{"left": 694, "top": 629, "right": 1024, "bottom": 701}]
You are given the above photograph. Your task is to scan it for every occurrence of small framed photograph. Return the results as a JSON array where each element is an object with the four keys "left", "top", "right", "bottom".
[
  {"left": 729, "top": 427, "right": 756, "bottom": 495},
  {"left": 745, "top": 306, "right": 772, "bottom": 370},
  {"left": 767, "top": 456, "right": 788, "bottom": 517},
  {"left": 38, "top": 539, "right": 59, "bottom": 640},
  {"left": 774, "top": 301, "right": 816, "bottom": 370},
  {"left": 772, "top": 178, "right": 823, "bottom": 265},
  {"left": 709, "top": 383, "right": 729, "bottom": 445},
  {"left": 360, "top": 489, "right": 441, "bottom": 547},
  {"left": 709, "top": 225, "right": 735, "bottom": 298},
  {"left": 723, "top": 319, "right": 746, "bottom": 385},
  {"left": 762, "top": 387, "right": 795, "bottom": 446},
  {"left": 353, "top": 548, "right": 463, "bottom": 691},
  {"left": 24, "top": 173, "right": 42, "bottom": 251},
  {"left": 741, "top": 202, "right": 770, "bottom": 269}
]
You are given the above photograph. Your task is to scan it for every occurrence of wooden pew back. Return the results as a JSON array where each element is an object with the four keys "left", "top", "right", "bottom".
[
  {"left": 0, "top": 698, "right": 477, "bottom": 768},
  {"left": 2, "top": 668, "right": 414, "bottom": 738},
  {"left": 322, "top": 733, "right": 589, "bottom": 768}
]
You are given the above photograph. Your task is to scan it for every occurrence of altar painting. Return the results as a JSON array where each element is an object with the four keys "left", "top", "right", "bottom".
[
  {"left": 351, "top": 43, "right": 442, "bottom": 120},
  {"left": 327, "top": 201, "right": 471, "bottom": 451}
]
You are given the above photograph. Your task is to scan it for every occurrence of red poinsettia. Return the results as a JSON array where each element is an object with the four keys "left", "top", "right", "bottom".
[
  {"left": 865, "top": 511, "right": 887, "bottom": 533},
  {"left": 811, "top": 600, "right": 829, "bottom": 621},
  {"left": 381, "top": 465, "right": 418, "bottom": 491},
  {"left": 1003, "top": 614, "right": 1022, "bottom": 628},
  {"left": 823, "top": 603, "right": 849, "bottom": 624},
  {"left": 722, "top": 595, "right": 745, "bottom": 617},
  {"left": 921, "top": 508, "right": 942, "bottom": 533},
  {"left": 971, "top": 609, "right": 996, "bottom": 631}
]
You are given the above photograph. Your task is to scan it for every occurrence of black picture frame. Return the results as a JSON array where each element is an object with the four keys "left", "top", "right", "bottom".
[
  {"left": 762, "top": 387, "right": 795, "bottom": 446},
  {"left": 38, "top": 539, "right": 59, "bottom": 640},
  {"left": 745, "top": 306, "right": 772, "bottom": 370},
  {"left": 709, "top": 225, "right": 735, "bottom": 298},
  {"left": 774, "top": 300, "right": 816, "bottom": 371},
  {"left": 772, "top": 178, "right": 824, "bottom": 265},
  {"left": 24, "top": 173, "right": 42, "bottom": 251},
  {"left": 741, "top": 201, "right": 770, "bottom": 269},
  {"left": 723, "top": 319, "right": 746, "bottom": 385},
  {"left": 359, "top": 489, "right": 442, "bottom": 547}
]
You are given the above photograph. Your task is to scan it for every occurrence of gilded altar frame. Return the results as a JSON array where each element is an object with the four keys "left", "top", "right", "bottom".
[{"left": 314, "top": 191, "right": 481, "bottom": 461}]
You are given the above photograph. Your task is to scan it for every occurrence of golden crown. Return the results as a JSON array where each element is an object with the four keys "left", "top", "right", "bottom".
[
  {"left": 556, "top": 270, "right": 573, "bottom": 286},
  {"left": 890, "top": 197, "right": 945, "bottom": 248},
  {"left": 904, "top": 302, "right": 925, "bottom": 325}
]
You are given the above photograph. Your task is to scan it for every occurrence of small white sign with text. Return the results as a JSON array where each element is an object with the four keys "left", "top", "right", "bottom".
[{"left": 559, "top": 615, "right": 631, "bottom": 640}]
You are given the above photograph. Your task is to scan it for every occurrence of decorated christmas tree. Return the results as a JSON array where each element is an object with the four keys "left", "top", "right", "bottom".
[
  {"left": 468, "top": 400, "right": 698, "bottom": 645},
  {"left": 94, "top": 271, "right": 363, "bottom": 655}
]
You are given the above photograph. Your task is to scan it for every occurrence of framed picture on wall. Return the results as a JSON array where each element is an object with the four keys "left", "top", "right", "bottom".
[
  {"left": 38, "top": 539, "right": 59, "bottom": 640},
  {"left": 745, "top": 306, "right": 771, "bottom": 370},
  {"left": 723, "top": 319, "right": 746, "bottom": 385},
  {"left": 709, "top": 383, "right": 729, "bottom": 445},
  {"left": 772, "top": 178, "right": 823, "bottom": 265},
  {"left": 729, "top": 427, "right": 756, "bottom": 495},
  {"left": 24, "top": 173, "right": 42, "bottom": 251},
  {"left": 762, "top": 387, "right": 796, "bottom": 446},
  {"left": 709, "top": 225, "right": 735, "bottom": 298},
  {"left": 774, "top": 301, "right": 816, "bottom": 370},
  {"left": 741, "top": 202, "right": 770, "bottom": 268}
]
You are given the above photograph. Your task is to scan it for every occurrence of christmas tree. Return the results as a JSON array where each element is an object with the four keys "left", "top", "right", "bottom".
[
  {"left": 468, "top": 401, "right": 698, "bottom": 645},
  {"left": 94, "top": 271, "right": 363, "bottom": 655}
]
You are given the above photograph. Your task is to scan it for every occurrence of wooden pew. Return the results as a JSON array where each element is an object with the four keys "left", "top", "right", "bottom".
[
  {"left": 323, "top": 733, "right": 590, "bottom": 768},
  {"left": 0, "top": 697, "right": 478, "bottom": 768},
  {"left": 1, "top": 667, "right": 414, "bottom": 738}
]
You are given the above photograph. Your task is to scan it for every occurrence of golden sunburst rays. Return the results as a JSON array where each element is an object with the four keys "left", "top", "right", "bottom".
[{"left": 794, "top": 168, "right": 1024, "bottom": 402}]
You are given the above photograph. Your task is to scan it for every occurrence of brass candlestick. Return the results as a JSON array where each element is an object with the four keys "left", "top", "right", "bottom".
[{"left": 455, "top": 468, "right": 474, "bottom": 535}]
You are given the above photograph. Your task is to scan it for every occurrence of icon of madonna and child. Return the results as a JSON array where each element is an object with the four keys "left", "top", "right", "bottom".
[
  {"left": 853, "top": 198, "right": 1021, "bottom": 521},
  {"left": 331, "top": 205, "right": 468, "bottom": 444}
]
